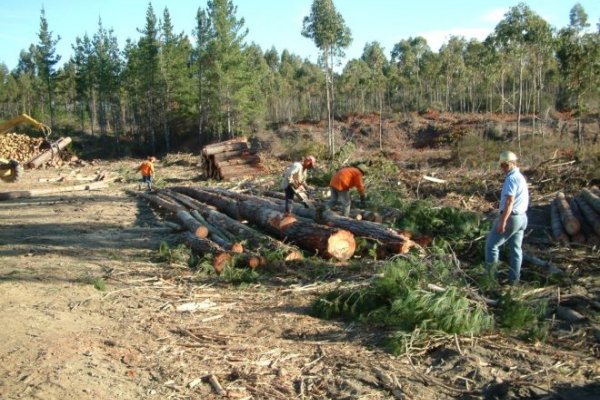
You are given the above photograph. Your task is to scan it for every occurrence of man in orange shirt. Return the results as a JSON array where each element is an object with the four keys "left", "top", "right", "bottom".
[
  {"left": 326, "top": 164, "right": 368, "bottom": 217},
  {"left": 138, "top": 156, "right": 156, "bottom": 191}
]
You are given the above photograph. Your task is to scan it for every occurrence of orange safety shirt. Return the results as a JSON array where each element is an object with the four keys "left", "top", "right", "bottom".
[
  {"left": 139, "top": 161, "right": 154, "bottom": 177},
  {"left": 329, "top": 167, "right": 365, "bottom": 195}
]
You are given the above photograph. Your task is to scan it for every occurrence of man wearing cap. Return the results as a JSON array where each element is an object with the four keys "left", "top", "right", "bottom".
[
  {"left": 485, "top": 151, "right": 529, "bottom": 284},
  {"left": 138, "top": 156, "right": 157, "bottom": 191},
  {"left": 326, "top": 164, "right": 368, "bottom": 217},
  {"left": 281, "top": 155, "right": 316, "bottom": 214}
]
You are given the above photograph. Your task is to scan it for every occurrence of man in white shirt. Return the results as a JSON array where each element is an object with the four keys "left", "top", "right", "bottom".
[
  {"left": 485, "top": 150, "right": 529, "bottom": 284},
  {"left": 281, "top": 155, "right": 316, "bottom": 214}
]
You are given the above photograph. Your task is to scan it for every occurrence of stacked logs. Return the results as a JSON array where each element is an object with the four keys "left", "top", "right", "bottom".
[
  {"left": 0, "top": 133, "right": 75, "bottom": 168},
  {"left": 200, "top": 137, "right": 266, "bottom": 181},
  {"left": 550, "top": 188, "right": 600, "bottom": 246},
  {"left": 0, "top": 133, "right": 45, "bottom": 162}
]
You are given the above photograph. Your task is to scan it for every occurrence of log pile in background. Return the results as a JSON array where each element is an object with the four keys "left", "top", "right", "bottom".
[
  {"left": 0, "top": 133, "right": 76, "bottom": 168},
  {"left": 550, "top": 188, "right": 600, "bottom": 246},
  {"left": 200, "top": 137, "right": 266, "bottom": 181}
]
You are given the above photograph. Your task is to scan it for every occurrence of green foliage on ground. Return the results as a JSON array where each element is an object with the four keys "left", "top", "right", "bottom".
[{"left": 312, "top": 256, "right": 494, "bottom": 354}]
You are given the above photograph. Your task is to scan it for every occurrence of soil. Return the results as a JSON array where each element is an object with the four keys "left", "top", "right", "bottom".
[{"left": 1, "top": 114, "right": 600, "bottom": 400}]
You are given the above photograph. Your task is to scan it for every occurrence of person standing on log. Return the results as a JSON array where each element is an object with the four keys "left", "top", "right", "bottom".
[
  {"left": 485, "top": 151, "right": 529, "bottom": 285},
  {"left": 326, "top": 164, "right": 368, "bottom": 217},
  {"left": 281, "top": 155, "right": 316, "bottom": 214},
  {"left": 138, "top": 156, "right": 156, "bottom": 191}
]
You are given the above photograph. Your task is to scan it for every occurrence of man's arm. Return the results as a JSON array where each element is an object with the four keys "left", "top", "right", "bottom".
[{"left": 497, "top": 195, "right": 514, "bottom": 233}]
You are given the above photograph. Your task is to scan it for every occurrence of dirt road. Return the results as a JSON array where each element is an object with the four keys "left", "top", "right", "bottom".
[{"left": 1, "top": 160, "right": 598, "bottom": 400}]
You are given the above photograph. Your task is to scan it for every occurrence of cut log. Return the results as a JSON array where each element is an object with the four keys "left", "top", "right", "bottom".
[
  {"left": 183, "top": 232, "right": 263, "bottom": 273},
  {"left": 211, "top": 148, "right": 257, "bottom": 163},
  {"left": 166, "top": 188, "right": 303, "bottom": 260},
  {"left": 215, "top": 154, "right": 261, "bottom": 167},
  {"left": 555, "top": 192, "right": 580, "bottom": 235},
  {"left": 172, "top": 187, "right": 355, "bottom": 260},
  {"left": 202, "top": 138, "right": 249, "bottom": 156},
  {"left": 137, "top": 191, "right": 183, "bottom": 213},
  {"left": 0, "top": 181, "right": 107, "bottom": 201},
  {"left": 550, "top": 198, "right": 569, "bottom": 244},
  {"left": 574, "top": 196, "right": 600, "bottom": 236},
  {"left": 137, "top": 192, "right": 209, "bottom": 238},
  {"left": 206, "top": 187, "right": 415, "bottom": 255},
  {"left": 569, "top": 197, "right": 593, "bottom": 239},
  {"left": 581, "top": 188, "right": 600, "bottom": 214},
  {"left": 26, "top": 137, "right": 72, "bottom": 168}
]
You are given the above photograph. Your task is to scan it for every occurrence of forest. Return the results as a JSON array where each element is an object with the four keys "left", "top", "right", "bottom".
[{"left": 0, "top": 0, "right": 599, "bottom": 156}]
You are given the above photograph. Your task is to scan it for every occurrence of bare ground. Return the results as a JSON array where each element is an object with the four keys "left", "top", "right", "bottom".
[{"left": 1, "top": 148, "right": 599, "bottom": 399}]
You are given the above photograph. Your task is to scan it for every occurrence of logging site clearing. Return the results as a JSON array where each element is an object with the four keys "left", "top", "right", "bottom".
[{"left": 1, "top": 112, "right": 599, "bottom": 400}]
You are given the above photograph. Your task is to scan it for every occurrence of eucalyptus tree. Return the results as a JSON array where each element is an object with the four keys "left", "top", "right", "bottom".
[
  {"left": 361, "top": 41, "right": 388, "bottom": 149},
  {"left": 302, "top": 0, "right": 352, "bottom": 157},
  {"left": 34, "top": 7, "right": 61, "bottom": 128},
  {"left": 493, "top": 3, "right": 548, "bottom": 149},
  {"left": 390, "top": 36, "right": 431, "bottom": 111},
  {"left": 339, "top": 58, "right": 369, "bottom": 114},
  {"left": 438, "top": 36, "right": 467, "bottom": 112},
  {"left": 557, "top": 3, "right": 600, "bottom": 144}
]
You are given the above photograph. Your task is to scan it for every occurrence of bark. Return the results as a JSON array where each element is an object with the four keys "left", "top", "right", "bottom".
[
  {"left": 201, "top": 137, "right": 249, "bottom": 156},
  {"left": 581, "top": 188, "right": 600, "bottom": 214},
  {"left": 0, "top": 181, "right": 107, "bottom": 201},
  {"left": 172, "top": 187, "right": 355, "bottom": 260},
  {"left": 555, "top": 192, "right": 581, "bottom": 235},
  {"left": 214, "top": 154, "right": 260, "bottom": 167},
  {"left": 574, "top": 196, "right": 600, "bottom": 236},
  {"left": 166, "top": 189, "right": 303, "bottom": 260},
  {"left": 26, "top": 137, "right": 72, "bottom": 168},
  {"left": 550, "top": 199, "right": 569, "bottom": 244},
  {"left": 209, "top": 188, "right": 414, "bottom": 254}
]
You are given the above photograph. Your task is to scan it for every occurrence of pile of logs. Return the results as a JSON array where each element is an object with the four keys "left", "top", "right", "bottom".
[
  {"left": 200, "top": 137, "right": 265, "bottom": 181},
  {"left": 135, "top": 186, "right": 416, "bottom": 273},
  {"left": 550, "top": 188, "right": 600, "bottom": 246},
  {"left": 0, "top": 133, "right": 75, "bottom": 168},
  {"left": 0, "top": 133, "right": 45, "bottom": 162}
]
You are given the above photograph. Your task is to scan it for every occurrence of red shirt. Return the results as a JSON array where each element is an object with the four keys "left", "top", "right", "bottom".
[
  {"left": 139, "top": 161, "right": 154, "bottom": 177},
  {"left": 329, "top": 167, "right": 365, "bottom": 194}
]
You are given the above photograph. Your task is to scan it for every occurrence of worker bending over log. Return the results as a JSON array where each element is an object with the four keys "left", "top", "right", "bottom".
[
  {"left": 326, "top": 163, "right": 368, "bottom": 217},
  {"left": 281, "top": 155, "right": 316, "bottom": 214}
]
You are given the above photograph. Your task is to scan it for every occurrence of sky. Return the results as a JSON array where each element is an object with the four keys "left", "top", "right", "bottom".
[{"left": 0, "top": 0, "right": 598, "bottom": 72}]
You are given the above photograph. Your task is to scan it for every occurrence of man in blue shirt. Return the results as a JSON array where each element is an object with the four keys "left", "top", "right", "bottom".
[{"left": 485, "top": 150, "right": 530, "bottom": 284}]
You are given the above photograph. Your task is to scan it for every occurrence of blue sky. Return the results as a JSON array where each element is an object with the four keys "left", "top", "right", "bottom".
[{"left": 0, "top": 0, "right": 598, "bottom": 72}]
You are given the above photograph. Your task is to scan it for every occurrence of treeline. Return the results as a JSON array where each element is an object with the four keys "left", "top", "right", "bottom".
[{"left": 0, "top": 0, "right": 598, "bottom": 155}]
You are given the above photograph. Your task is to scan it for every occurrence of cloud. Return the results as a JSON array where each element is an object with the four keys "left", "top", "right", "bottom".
[{"left": 418, "top": 28, "right": 493, "bottom": 52}]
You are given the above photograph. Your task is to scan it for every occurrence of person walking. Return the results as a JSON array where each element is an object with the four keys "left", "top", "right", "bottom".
[
  {"left": 138, "top": 156, "right": 156, "bottom": 191},
  {"left": 485, "top": 151, "right": 529, "bottom": 284},
  {"left": 326, "top": 164, "right": 368, "bottom": 217},
  {"left": 281, "top": 155, "right": 316, "bottom": 214}
]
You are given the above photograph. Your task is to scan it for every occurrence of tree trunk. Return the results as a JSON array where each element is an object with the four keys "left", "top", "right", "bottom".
[
  {"left": 26, "top": 137, "right": 72, "bottom": 168},
  {"left": 171, "top": 187, "right": 355, "bottom": 260},
  {"left": 550, "top": 199, "right": 569, "bottom": 244},
  {"left": 203, "top": 187, "right": 415, "bottom": 255},
  {"left": 555, "top": 192, "right": 581, "bottom": 235}
]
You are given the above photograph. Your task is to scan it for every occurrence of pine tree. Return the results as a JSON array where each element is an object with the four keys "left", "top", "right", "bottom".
[{"left": 34, "top": 7, "right": 61, "bottom": 127}]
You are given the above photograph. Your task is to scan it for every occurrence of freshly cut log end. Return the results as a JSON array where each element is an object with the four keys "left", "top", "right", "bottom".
[
  {"left": 273, "top": 214, "right": 297, "bottom": 230},
  {"left": 213, "top": 253, "right": 232, "bottom": 275},
  {"left": 230, "top": 242, "right": 244, "bottom": 253},
  {"left": 384, "top": 239, "right": 417, "bottom": 255},
  {"left": 284, "top": 251, "right": 304, "bottom": 261},
  {"left": 326, "top": 230, "right": 356, "bottom": 261},
  {"left": 246, "top": 255, "right": 266, "bottom": 269},
  {"left": 194, "top": 226, "right": 209, "bottom": 239}
]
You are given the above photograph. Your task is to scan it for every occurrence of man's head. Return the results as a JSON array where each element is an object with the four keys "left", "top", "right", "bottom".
[
  {"left": 303, "top": 155, "right": 316, "bottom": 169},
  {"left": 499, "top": 150, "right": 517, "bottom": 172},
  {"left": 148, "top": 156, "right": 156, "bottom": 162},
  {"left": 355, "top": 163, "right": 368, "bottom": 175}
]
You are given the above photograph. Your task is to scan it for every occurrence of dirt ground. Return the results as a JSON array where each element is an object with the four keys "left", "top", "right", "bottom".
[{"left": 1, "top": 117, "right": 600, "bottom": 399}]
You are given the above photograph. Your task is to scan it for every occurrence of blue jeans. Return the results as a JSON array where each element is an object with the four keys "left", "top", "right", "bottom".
[
  {"left": 485, "top": 214, "right": 528, "bottom": 283},
  {"left": 142, "top": 175, "right": 153, "bottom": 190},
  {"left": 327, "top": 188, "right": 351, "bottom": 217}
]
